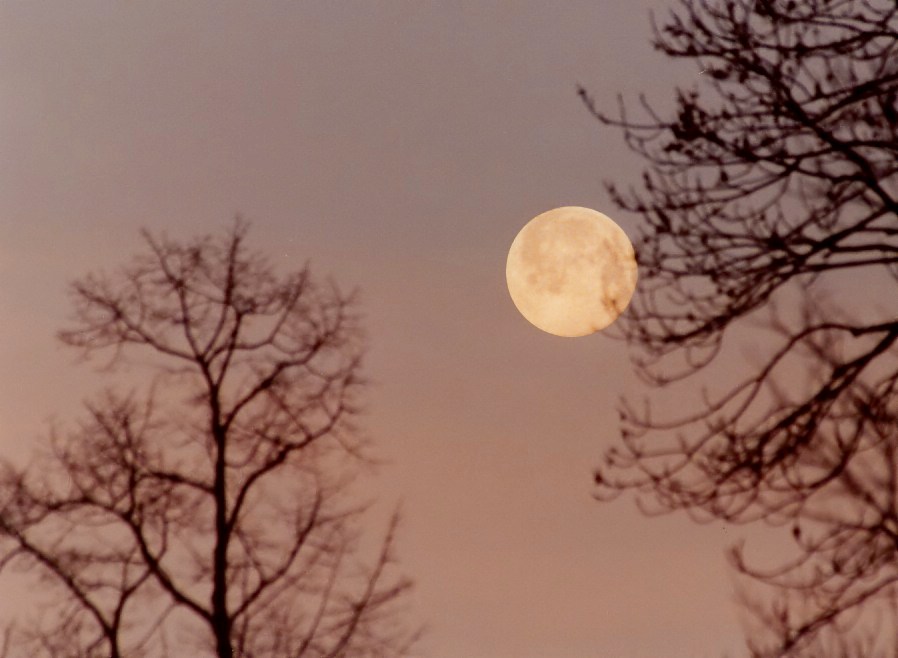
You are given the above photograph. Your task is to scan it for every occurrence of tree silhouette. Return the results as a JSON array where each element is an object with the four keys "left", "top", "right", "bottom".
[
  {"left": 0, "top": 221, "right": 420, "bottom": 657},
  {"left": 578, "top": 0, "right": 898, "bottom": 654}
]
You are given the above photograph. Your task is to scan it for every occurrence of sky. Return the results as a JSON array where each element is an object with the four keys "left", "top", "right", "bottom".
[{"left": 0, "top": 2, "right": 752, "bottom": 656}]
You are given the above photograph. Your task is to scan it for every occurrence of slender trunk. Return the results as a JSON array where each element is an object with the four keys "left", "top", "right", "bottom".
[{"left": 212, "top": 421, "right": 232, "bottom": 658}]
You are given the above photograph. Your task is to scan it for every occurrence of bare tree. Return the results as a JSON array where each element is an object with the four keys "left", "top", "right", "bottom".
[
  {"left": 578, "top": 0, "right": 898, "bottom": 654},
  {"left": 0, "top": 220, "right": 420, "bottom": 657}
]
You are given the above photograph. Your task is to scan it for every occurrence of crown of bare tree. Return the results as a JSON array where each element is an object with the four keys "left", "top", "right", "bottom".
[
  {"left": 579, "top": 0, "right": 898, "bottom": 654},
  {"left": 0, "top": 220, "right": 420, "bottom": 658}
]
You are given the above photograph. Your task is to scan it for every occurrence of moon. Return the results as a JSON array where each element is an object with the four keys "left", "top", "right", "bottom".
[{"left": 506, "top": 206, "right": 637, "bottom": 337}]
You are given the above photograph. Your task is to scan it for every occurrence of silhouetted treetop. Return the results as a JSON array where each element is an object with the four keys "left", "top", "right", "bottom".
[{"left": 0, "top": 220, "right": 419, "bottom": 658}]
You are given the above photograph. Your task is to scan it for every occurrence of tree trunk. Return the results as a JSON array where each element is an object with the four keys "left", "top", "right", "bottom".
[{"left": 212, "top": 421, "right": 232, "bottom": 658}]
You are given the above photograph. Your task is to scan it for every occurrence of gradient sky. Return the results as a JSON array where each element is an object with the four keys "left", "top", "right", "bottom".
[{"left": 1, "top": 2, "right": 752, "bottom": 656}]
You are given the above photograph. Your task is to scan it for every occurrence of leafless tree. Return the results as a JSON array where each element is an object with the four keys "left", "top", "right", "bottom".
[
  {"left": 578, "top": 0, "right": 898, "bottom": 654},
  {"left": 0, "top": 220, "right": 420, "bottom": 657}
]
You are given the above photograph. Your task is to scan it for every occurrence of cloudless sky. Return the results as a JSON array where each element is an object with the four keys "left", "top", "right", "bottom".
[{"left": 1, "top": 2, "right": 750, "bottom": 656}]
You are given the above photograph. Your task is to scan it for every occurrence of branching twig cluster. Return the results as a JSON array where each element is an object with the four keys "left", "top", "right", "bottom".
[{"left": 581, "top": 0, "right": 898, "bottom": 654}]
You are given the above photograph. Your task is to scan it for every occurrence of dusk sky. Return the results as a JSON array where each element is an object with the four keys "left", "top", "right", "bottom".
[{"left": 1, "top": 2, "right": 754, "bottom": 655}]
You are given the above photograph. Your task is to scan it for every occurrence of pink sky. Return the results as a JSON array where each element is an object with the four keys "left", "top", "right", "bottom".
[{"left": 1, "top": 2, "right": 750, "bottom": 655}]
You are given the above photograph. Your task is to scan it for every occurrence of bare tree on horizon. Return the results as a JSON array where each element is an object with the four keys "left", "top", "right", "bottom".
[
  {"left": 579, "top": 0, "right": 898, "bottom": 654},
  {"left": 0, "top": 220, "right": 420, "bottom": 657}
]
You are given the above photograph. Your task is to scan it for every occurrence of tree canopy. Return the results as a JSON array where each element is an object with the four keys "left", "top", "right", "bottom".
[
  {"left": 579, "top": 0, "right": 898, "bottom": 653},
  {"left": 0, "top": 221, "right": 419, "bottom": 657}
]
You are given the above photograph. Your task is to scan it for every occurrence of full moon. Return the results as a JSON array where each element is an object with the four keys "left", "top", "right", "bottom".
[{"left": 506, "top": 206, "right": 637, "bottom": 337}]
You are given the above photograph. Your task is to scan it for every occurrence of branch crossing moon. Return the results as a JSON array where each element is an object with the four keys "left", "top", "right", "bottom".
[{"left": 506, "top": 206, "right": 637, "bottom": 337}]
